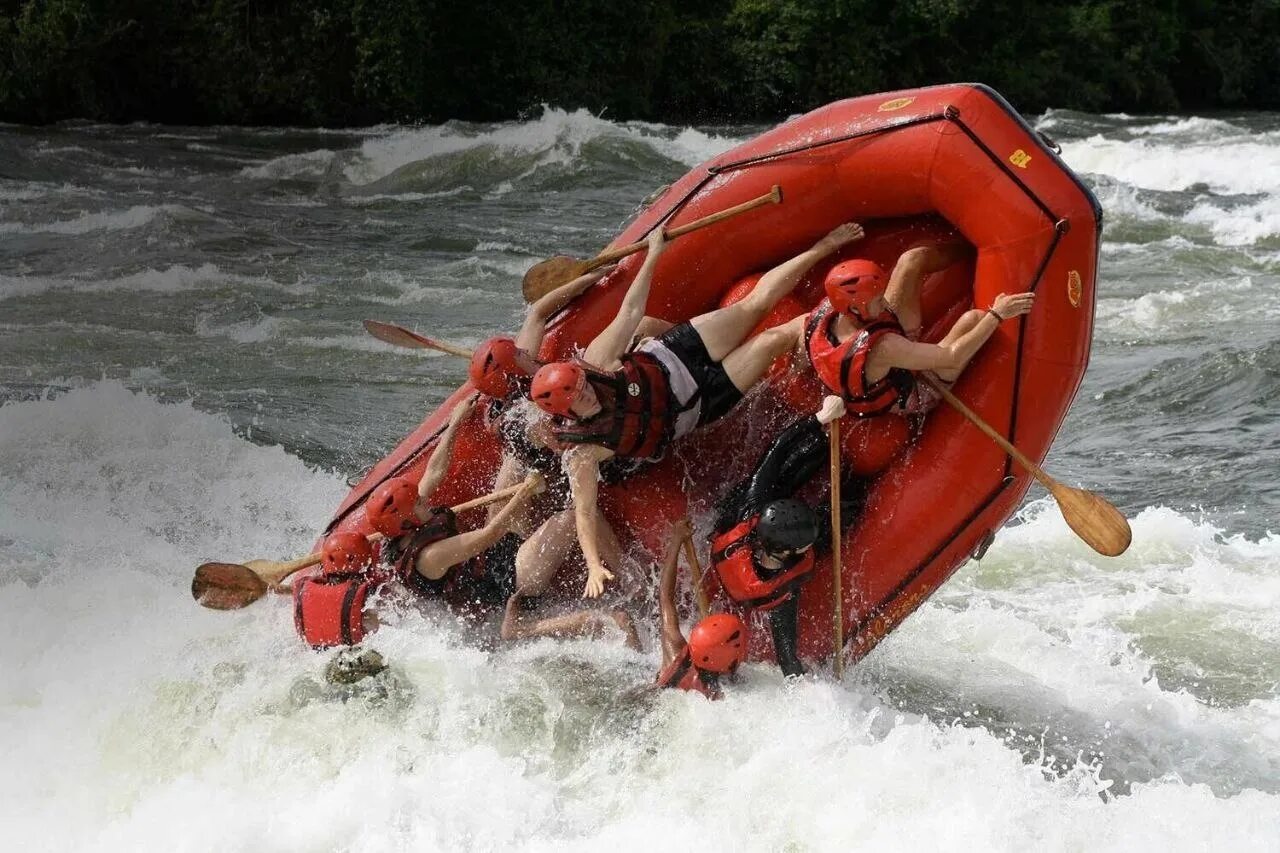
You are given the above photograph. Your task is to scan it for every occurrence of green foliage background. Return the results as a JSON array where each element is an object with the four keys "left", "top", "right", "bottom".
[{"left": 2, "top": 0, "right": 1278, "bottom": 124}]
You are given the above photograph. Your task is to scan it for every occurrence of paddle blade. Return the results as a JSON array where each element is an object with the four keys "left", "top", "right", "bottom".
[
  {"left": 1051, "top": 483, "right": 1133, "bottom": 557},
  {"left": 363, "top": 319, "right": 428, "bottom": 350},
  {"left": 192, "top": 562, "right": 269, "bottom": 610},
  {"left": 522, "top": 255, "right": 586, "bottom": 302}
]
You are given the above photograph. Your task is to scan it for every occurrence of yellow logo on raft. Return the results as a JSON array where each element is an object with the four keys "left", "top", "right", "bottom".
[
  {"left": 877, "top": 97, "right": 914, "bottom": 112},
  {"left": 1009, "top": 149, "right": 1032, "bottom": 169},
  {"left": 1067, "top": 270, "right": 1083, "bottom": 308}
]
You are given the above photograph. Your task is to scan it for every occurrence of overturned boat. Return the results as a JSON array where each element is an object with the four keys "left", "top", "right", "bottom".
[{"left": 315, "top": 83, "right": 1101, "bottom": 666}]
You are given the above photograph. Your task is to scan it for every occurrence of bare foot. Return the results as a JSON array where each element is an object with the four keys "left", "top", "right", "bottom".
[{"left": 610, "top": 610, "right": 643, "bottom": 651}]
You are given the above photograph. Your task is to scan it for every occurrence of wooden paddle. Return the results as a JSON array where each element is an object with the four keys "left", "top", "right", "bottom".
[
  {"left": 192, "top": 481, "right": 534, "bottom": 610},
  {"left": 363, "top": 319, "right": 474, "bottom": 359},
  {"left": 680, "top": 523, "right": 711, "bottom": 619},
  {"left": 919, "top": 374, "right": 1132, "bottom": 557},
  {"left": 829, "top": 416, "right": 845, "bottom": 680},
  {"left": 521, "top": 185, "right": 784, "bottom": 302}
]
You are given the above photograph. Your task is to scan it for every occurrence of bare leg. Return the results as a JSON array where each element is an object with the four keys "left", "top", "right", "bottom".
[
  {"left": 885, "top": 243, "right": 971, "bottom": 337},
  {"left": 688, "top": 275, "right": 806, "bottom": 362},
  {"left": 514, "top": 508, "right": 578, "bottom": 595},
  {"left": 514, "top": 505, "right": 622, "bottom": 596},
  {"left": 719, "top": 314, "right": 807, "bottom": 394},
  {"left": 501, "top": 594, "right": 642, "bottom": 649},
  {"left": 633, "top": 316, "right": 674, "bottom": 343},
  {"left": 687, "top": 223, "right": 864, "bottom": 360},
  {"left": 932, "top": 309, "right": 985, "bottom": 383},
  {"left": 657, "top": 525, "right": 689, "bottom": 668}
]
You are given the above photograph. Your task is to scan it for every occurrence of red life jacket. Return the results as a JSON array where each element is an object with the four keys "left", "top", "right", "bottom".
[
  {"left": 293, "top": 508, "right": 460, "bottom": 649},
  {"left": 804, "top": 300, "right": 915, "bottom": 417},
  {"left": 654, "top": 645, "right": 720, "bottom": 699},
  {"left": 711, "top": 516, "right": 816, "bottom": 611},
  {"left": 549, "top": 354, "right": 673, "bottom": 460},
  {"left": 293, "top": 574, "right": 376, "bottom": 649}
]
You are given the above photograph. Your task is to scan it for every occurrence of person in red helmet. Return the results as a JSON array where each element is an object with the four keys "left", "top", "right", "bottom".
[
  {"left": 474, "top": 266, "right": 671, "bottom": 540},
  {"left": 653, "top": 519, "right": 748, "bottom": 699},
  {"left": 708, "top": 395, "right": 867, "bottom": 677},
  {"left": 293, "top": 395, "right": 549, "bottom": 648},
  {"left": 804, "top": 242, "right": 1034, "bottom": 417},
  {"left": 531, "top": 222, "right": 867, "bottom": 598},
  {"left": 294, "top": 470, "right": 545, "bottom": 649}
]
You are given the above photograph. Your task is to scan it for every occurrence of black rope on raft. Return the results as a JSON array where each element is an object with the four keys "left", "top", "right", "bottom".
[
  {"left": 651, "top": 110, "right": 955, "bottom": 231},
  {"left": 945, "top": 117, "right": 1060, "bottom": 226},
  {"left": 706, "top": 112, "right": 952, "bottom": 175}
]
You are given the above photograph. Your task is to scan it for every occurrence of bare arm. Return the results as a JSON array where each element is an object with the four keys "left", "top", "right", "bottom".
[
  {"left": 566, "top": 444, "right": 616, "bottom": 597},
  {"left": 883, "top": 242, "right": 971, "bottom": 335},
  {"left": 757, "top": 222, "right": 865, "bottom": 299},
  {"left": 869, "top": 292, "right": 1034, "bottom": 375},
  {"left": 515, "top": 266, "right": 615, "bottom": 352},
  {"left": 414, "top": 474, "right": 542, "bottom": 580},
  {"left": 659, "top": 520, "right": 693, "bottom": 667},
  {"left": 583, "top": 229, "right": 666, "bottom": 369},
  {"left": 418, "top": 397, "right": 476, "bottom": 504},
  {"left": 485, "top": 455, "right": 526, "bottom": 524}
]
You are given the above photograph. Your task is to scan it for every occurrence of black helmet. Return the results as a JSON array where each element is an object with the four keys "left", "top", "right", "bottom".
[{"left": 756, "top": 499, "right": 819, "bottom": 553}]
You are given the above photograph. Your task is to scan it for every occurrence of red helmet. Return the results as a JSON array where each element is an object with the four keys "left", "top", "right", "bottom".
[
  {"left": 469, "top": 337, "right": 525, "bottom": 398},
  {"left": 530, "top": 362, "right": 587, "bottom": 417},
  {"left": 366, "top": 478, "right": 420, "bottom": 537},
  {"left": 321, "top": 531, "right": 375, "bottom": 577},
  {"left": 688, "top": 614, "right": 749, "bottom": 674},
  {"left": 824, "top": 259, "right": 888, "bottom": 319}
]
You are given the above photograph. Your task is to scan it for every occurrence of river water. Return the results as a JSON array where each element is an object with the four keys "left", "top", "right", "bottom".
[{"left": 2, "top": 107, "right": 1279, "bottom": 850}]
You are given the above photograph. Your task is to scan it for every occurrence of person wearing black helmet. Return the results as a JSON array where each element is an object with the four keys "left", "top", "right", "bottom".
[{"left": 709, "top": 395, "right": 867, "bottom": 677}]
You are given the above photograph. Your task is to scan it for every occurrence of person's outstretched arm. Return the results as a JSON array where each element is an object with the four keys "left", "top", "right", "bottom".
[
  {"left": 583, "top": 229, "right": 666, "bottom": 370},
  {"left": 417, "top": 396, "right": 476, "bottom": 505},
  {"left": 871, "top": 292, "right": 1034, "bottom": 374},
  {"left": 515, "top": 266, "right": 616, "bottom": 352},
  {"left": 768, "top": 595, "right": 806, "bottom": 678},
  {"left": 659, "top": 519, "right": 693, "bottom": 667},
  {"left": 413, "top": 473, "right": 543, "bottom": 580},
  {"left": 751, "top": 223, "right": 865, "bottom": 305},
  {"left": 566, "top": 445, "right": 616, "bottom": 597}
]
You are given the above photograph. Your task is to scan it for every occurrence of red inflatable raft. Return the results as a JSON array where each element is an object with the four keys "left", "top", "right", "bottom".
[{"left": 319, "top": 83, "right": 1100, "bottom": 667}]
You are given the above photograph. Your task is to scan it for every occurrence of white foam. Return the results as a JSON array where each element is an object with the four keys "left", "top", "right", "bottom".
[
  {"left": 1095, "top": 275, "right": 1278, "bottom": 339},
  {"left": 0, "top": 181, "right": 102, "bottom": 202},
  {"left": 238, "top": 148, "right": 337, "bottom": 180},
  {"left": 0, "top": 264, "right": 284, "bottom": 302},
  {"left": 1184, "top": 194, "right": 1280, "bottom": 246},
  {"left": 193, "top": 314, "right": 287, "bottom": 344},
  {"left": 1060, "top": 135, "right": 1280, "bottom": 195},
  {"left": 342, "top": 108, "right": 742, "bottom": 187},
  {"left": 1123, "top": 116, "right": 1249, "bottom": 138},
  {"left": 0, "top": 204, "right": 183, "bottom": 235},
  {"left": 2, "top": 387, "right": 1279, "bottom": 850}
]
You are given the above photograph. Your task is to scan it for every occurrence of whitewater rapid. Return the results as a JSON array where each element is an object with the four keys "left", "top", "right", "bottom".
[{"left": 3, "top": 107, "right": 1280, "bottom": 849}]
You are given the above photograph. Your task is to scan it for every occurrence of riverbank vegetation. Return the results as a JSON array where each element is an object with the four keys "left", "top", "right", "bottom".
[{"left": 3, "top": 0, "right": 1277, "bottom": 125}]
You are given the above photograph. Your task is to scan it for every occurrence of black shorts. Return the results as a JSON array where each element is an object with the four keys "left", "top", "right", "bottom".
[
  {"left": 656, "top": 322, "right": 743, "bottom": 427},
  {"left": 474, "top": 532, "right": 520, "bottom": 605},
  {"left": 434, "top": 532, "right": 521, "bottom": 609}
]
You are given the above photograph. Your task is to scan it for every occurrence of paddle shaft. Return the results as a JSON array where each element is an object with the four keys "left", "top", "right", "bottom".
[
  {"left": 681, "top": 528, "right": 711, "bottom": 619},
  {"left": 271, "top": 481, "right": 530, "bottom": 584},
  {"left": 584, "top": 185, "right": 783, "bottom": 273},
  {"left": 919, "top": 374, "right": 1054, "bottom": 490},
  {"left": 829, "top": 417, "right": 844, "bottom": 680}
]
